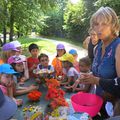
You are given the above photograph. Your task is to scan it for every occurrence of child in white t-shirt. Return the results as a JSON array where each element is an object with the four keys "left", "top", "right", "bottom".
[
  {"left": 34, "top": 53, "right": 55, "bottom": 83},
  {"left": 72, "top": 56, "right": 91, "bottom": 92},
  {"left": 59, "top": 53, "right": 80, "bottom": 91}
]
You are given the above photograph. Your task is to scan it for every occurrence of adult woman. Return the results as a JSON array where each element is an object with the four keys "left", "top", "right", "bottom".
[
  {"left": 83, "top": 28, "right": 99, "bottom": 63},
  {"left": 79, "top": 6, "right": 120, "bottom": 117}
]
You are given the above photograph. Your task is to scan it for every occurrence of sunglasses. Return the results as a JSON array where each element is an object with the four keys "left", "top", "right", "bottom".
[{"left": 40, "top": 59, "right": 48, "bottom": 62}]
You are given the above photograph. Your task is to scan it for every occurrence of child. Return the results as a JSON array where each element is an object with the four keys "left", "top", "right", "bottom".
[
  {"left": 58, "top": 53, "right": 80, "bottom": 90},
  {"left": 1, "top": 42, "right": 20, "bottom": 63},
  {"left": 52, "top": 43, "right": 66, "bottom": 78},
  {"left": 69, "top": 49, "right": 80, "bottom": 72},
  {"left": 11, "top": 40, "right": 29, "bottom": 80},
  {"left": 0, "top": 63, "right": 23, "bottom": 106},
  {"left": 35, "top": 53, "right": 55, "bottom": 81},
  {"left": 72, "top": 56, "right": 91, "bottom": 92},
  {"left": 7, "top": 55, "right": 38, "bottom": 96},
  {"left": 8, "top": 55, "right": 27, "bottom": 84},
  {"left": 27, "top": 43, "right": 39, "bottom": 78}
]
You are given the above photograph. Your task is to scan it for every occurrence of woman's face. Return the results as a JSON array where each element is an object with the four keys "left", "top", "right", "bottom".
[
  {"left": 93, "top": 21, "right": 112, "bottom": 40},
  {"left": 57, "top": 49, "right": 65, "bottom": 57},
  {"left": 15, "top": 62, "right": 24, "bottom": 72},
  {"left": 90, "top": 31, "right": 98, "bottom": 44}
]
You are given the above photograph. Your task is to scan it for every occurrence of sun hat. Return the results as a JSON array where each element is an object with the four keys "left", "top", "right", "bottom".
[
  {"left": 69, "top": 49, "right": 77, "bottom": 55},
  {"left": 56, "top": 43, "right": 65, "bottom": 49},
  {"left": 11, "top": 40, "right": 22, "bottom": 48},
  {"left": 0, "top": 64, "right": 18, "bottom": 74},
  {"left": 0, "top": 88, "right": 17, "bottom": 120},
  {"left": 2, "top": 42, "right": 20, "bottom": 51},
  {"left": 8, "top": 55, "right": 25, "bottom": 64},
  {"left": 58, "top": 53, "right": 74, "bottom": 63}
]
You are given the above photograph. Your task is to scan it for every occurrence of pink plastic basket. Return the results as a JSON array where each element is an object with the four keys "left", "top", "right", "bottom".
[{"left": 71, "top": 92, "right": 103, "bottom": 117}]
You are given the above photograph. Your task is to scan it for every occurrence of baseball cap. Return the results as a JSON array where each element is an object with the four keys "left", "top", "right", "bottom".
[
  {"left": 58, "top": 53, "right": 74, "bottom": 63},
  {"left": 56, "top": 43, "right": 65, "bottom": 49},
  {"left": 0, "top": 88, "right": 17, "bottom": 120},
  {"left": 2, "top": 42, "right": 20, "bottom": 51},
  {"left": 0, "top": 64, "right": 18, "bottom": 74},
  {"left": 8, "top": 55, "right": 25, "bottom": 64},
  {"left": 11, "top": 40, "right": 22, "bottom": 48},
  {"left": 69, "top": 49, "right": 77, "bottom": 55}
]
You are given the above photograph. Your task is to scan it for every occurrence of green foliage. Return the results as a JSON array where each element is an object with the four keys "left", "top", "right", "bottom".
[
  {"left": 63, "top": 0, "right": 92, "bottom": 41},
  {"left": 95, "top": 0, "right": 120, "bottom": 16},
  {"left": 39, "top": 0, "right": 66, "bottom": 37},
  {"left": 0, "top": 0, "right": 120, "bottom": 43}
]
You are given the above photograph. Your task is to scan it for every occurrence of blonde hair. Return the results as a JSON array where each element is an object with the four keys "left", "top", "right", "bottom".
[
  {"left": 90, "top": 7, "right": 120, "bottom": 36},
  {"left": 88, "top": 28, "right": 96, "bottom": 35},
  {"left": 1, "top": 50, "right": 12, "bottom": 63}
]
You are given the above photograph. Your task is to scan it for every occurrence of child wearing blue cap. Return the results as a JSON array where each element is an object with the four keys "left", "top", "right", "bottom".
[
  {"left": 0, "top": 64, "right": 23, "bottom": 106},
  {"left": 69, "top": 49, "right": 80, "bottom": 72}
]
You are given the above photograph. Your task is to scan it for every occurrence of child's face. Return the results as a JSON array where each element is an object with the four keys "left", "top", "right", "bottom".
[
  {"left": 62, "top": 61, "right": 68, "bottom": 68},
  {"left": 79, "top": 62, "right": 90, "bottom": 73},
  {"left": 30, "top": 49, "right": 39, "bottom": 57},
  {"left": 16, "top": 47, "right": 22, "bottom": 55},
  {"left": 0, "top": 74, "right": 13, "bottom": 85},
  {"left": 57, "top": 49, "right": 65, "bottom": 57},
  {"left": 73, "top": 54, "right": 78, "bottom": 60},
  {"left": 40, "top": 57, "right": 49, "bottom": 67},
  {"left": 15, "top": 62, "right": 24, "bottom": 72}
]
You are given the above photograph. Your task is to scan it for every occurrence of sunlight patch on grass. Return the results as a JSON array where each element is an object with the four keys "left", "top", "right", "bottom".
[{"left": 18, "top": 37, "right": 56, "bottom": 57}]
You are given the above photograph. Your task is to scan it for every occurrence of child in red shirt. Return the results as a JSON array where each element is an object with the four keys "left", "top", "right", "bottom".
[{"left": 27, "top": 43, "right": 39, "bottom": 78}]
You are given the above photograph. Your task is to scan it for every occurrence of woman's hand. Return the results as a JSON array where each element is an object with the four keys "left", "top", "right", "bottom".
[{"left": 79, "top": 73, "right": 100, "bottom": 85}]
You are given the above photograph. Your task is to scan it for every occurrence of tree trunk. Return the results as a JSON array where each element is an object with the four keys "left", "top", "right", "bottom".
[
  {"left": 3, "top": 26, "right": 6, "bottom": 44},
  {"left": 9, "top": 7, "right": 14, "bottom": 41}
]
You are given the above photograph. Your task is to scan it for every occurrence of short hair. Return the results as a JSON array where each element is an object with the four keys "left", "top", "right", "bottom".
[
  {"left": 79, "top": 56, "right": 91, "bottom": 67},
  {"left": 38, "top": 53, "right": 48, "bottom": 61},
  {"left": 90, "top": 7, "right": 120, "bottom": 36},
  {"left": 28, "top": 43, "right": 39, "bottom": 52}
]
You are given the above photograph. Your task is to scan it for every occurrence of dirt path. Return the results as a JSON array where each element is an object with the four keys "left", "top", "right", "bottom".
[{"left": 32, "top": 36, "right": 88, "bottom": 62}]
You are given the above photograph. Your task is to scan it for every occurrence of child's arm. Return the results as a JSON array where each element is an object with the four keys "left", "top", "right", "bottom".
[
  {"left": 13, "top": 85, "right": 39, "bottom": 96},
  {"left": 63, "top": 76, "right": 74, "bottom": 86},
  {"left": 23, "top": 61, "right": 29, "bottom": 79},
  {"left": 74, "top": 84, "right": 91, "bottom": 92}
]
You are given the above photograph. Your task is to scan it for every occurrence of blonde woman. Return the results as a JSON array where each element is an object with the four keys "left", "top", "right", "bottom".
[{"left": 79, "top": 7, "right": 120, "bottom": 118}]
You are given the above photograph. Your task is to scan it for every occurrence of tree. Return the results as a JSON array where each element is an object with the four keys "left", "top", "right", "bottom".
[{"left": 39, "top": 0, "right": 67, "bottom": 37}]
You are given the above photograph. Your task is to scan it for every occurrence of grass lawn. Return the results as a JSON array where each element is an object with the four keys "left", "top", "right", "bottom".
[{"left": 18, "top": 37, "right": 56, "bottom": 57}]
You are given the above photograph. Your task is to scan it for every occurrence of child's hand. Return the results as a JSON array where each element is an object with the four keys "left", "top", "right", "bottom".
[
  {"left": 29, "top": 85, "right": 39, "bottom": 91},
  {"left": 35, "top": 78, "right": 41, "bottom": 84},
  {"left": 31, "top": 64, "right": 37, "bottom": 71},
  {"left": 79, "top": 73, "right": 99, "bottom": 85},
  {"left": 19, "top": 77, "right": 27, "bottom": 85},
  {"left": 72, "top": 79, "right": 80, "bottom": 91}
]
